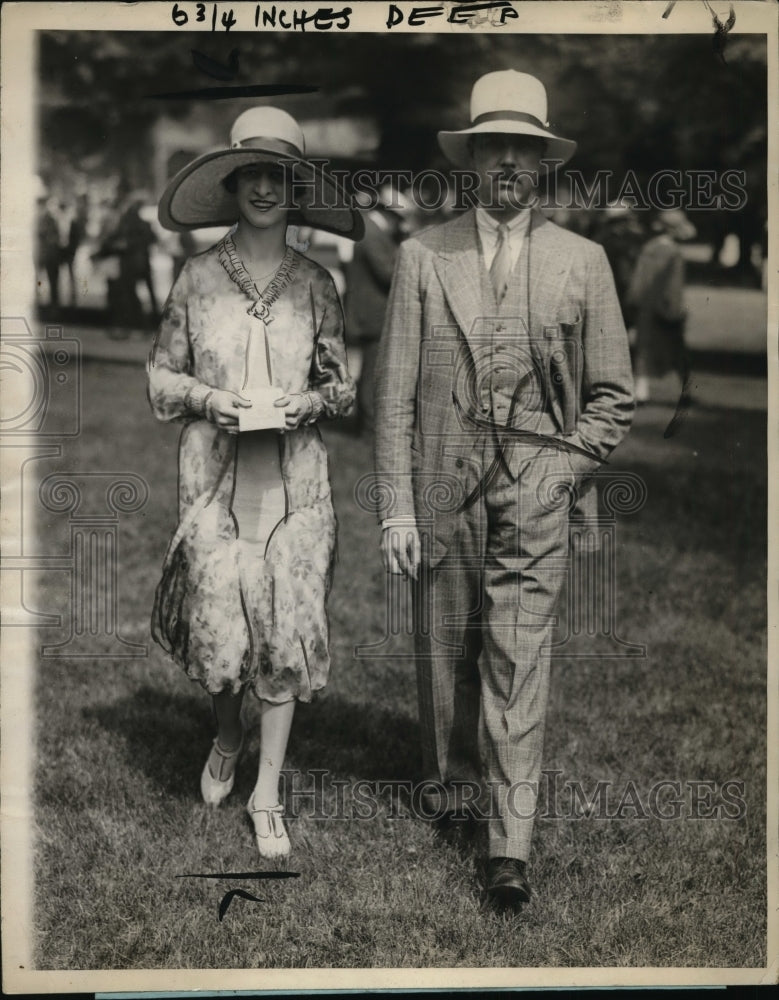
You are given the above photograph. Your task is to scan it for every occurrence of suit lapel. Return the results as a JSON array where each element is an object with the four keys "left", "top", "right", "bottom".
[
  {"left": 432, "top": 211, "right": 487, "bottom": 354},
  {"left": 526, "top": 211, "right": 575, "bottom": 432},
  {"left": 434, "top": 210, "right": 574, "bottom": 342},
  {"left": 527, "top": 209, "right": 573, "bottom": 333}
]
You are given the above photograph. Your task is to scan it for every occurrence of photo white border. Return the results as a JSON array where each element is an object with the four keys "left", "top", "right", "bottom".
[{"left": 1, "top": 0, "right": 776, "bottom": 992}]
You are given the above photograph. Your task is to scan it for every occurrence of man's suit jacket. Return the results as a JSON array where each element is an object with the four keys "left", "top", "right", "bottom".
[{"left": 374, "top": 208, "right": 634, "bottom": 565}]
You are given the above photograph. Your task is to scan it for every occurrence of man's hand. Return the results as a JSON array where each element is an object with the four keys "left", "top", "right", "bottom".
[
  {"left": 206, "top": 390, "right": 252, "bottom": 433},
  {"left": 381, "top": 522, "right": 421, "bottom": 580}
]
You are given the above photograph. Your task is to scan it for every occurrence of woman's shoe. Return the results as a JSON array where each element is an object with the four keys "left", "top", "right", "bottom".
[
  {"left": 246, "top": 796, "right": 291, "bottom": 860},
  {"left": 200, "top": 734, "right": 244, "bottom": 806}
]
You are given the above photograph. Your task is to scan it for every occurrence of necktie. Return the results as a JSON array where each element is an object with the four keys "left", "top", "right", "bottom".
[{"left": 490, "top": 223, "right": 512, "bottom": 304}]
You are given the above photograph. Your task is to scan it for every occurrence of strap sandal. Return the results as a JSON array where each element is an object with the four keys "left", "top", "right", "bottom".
[
  {"left": 200, "top": 733, "right": 244, "bottom": 806},
  {"left": 246, "top": 797, "right": 291, "bottom": 860}
]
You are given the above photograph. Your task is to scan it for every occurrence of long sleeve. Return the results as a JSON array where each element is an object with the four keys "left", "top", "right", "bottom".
[
  {"left": 562, "top": 243, "right": 635, "bottom": 479},
  {"left": 147, "top": 261, "right": 213, "bottom": 423},
  {"left": 373, "top": 239, "right": 422, "bottom": 519},
  {"left": 307, "top": 272, "right": 356, "bottom": 421}
]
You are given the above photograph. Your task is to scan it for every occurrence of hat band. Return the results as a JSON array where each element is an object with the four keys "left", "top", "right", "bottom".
[
  {"left": 232, "top": 136, "right": 303, "bottom": 158},
  {"left": 471, "top": 110, "right": 549, "bottom": 130}
]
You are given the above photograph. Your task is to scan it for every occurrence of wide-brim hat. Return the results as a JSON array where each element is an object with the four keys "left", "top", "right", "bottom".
[
  {"left": 438, "top": 70, "right": 577, "bottom": 168},
  {"left": 158, "top": 107, "right": 364, "bottom": 240}
]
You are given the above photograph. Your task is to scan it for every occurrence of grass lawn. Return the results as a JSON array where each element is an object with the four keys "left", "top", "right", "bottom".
[{"left": 30, "top": 356, "right": 767, "bottom": 972}]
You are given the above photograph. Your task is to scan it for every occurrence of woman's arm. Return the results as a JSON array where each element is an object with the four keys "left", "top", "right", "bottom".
[
  {"left": 301, "top": 271, "right": 356, "bottom": 423},
  {"left": 146, "top": 260, "right": 215, "bottom": 422}
]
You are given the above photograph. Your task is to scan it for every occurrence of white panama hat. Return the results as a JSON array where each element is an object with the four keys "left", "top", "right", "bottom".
[
  {"left": 437, "top": 70, "right": 577, "bottom": 168},
  {"left": 158, "top": 106, "right": 364, "bottom": 240}
]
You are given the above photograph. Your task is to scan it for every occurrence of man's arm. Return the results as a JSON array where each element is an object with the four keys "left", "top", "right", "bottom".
[
  {"left": 374, "top": 239, "right": 425, "bottom": 576},
  {"left": 374, "top": 238, "right": 424, "bottom": 518},
  {"left": 563, "top": 242, "right": 635, "bottom": 480}
]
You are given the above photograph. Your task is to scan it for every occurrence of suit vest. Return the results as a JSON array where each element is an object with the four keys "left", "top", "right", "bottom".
[{"left": 473, "top": 232, "right": 555, "bottom": 476}]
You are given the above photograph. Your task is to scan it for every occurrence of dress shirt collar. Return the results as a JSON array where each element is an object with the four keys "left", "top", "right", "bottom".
[{"left": 475, "top": 205, "right": 533, "bottom": 240}]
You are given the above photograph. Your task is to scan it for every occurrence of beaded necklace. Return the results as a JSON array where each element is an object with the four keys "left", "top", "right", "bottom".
[{"left": 218, "top": 233, "right": 300, "bottom": 323}]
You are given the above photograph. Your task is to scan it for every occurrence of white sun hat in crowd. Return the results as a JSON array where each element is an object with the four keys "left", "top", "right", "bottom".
[{"left": 437, "top": 70, "right": 577, "bottom": 168}]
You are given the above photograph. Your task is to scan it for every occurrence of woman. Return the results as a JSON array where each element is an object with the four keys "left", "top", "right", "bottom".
[{"left": 148, "top": 107, "right": 363, "bottom": 860}]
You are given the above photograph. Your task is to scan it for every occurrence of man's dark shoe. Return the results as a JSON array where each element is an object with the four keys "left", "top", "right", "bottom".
[{"left": 485, "top": 856, "right": 531, "bottom": 909}]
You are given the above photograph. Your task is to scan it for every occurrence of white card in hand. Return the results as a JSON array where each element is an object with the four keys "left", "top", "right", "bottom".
[{"left": 238, "top": 386, "right": 287, "bottom": 431}]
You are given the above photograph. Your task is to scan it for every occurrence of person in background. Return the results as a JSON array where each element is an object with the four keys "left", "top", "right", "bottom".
[
  {"left": 172, "top": 230, "right": 198, "bottom": 283},
  {"left": 592, "top": 201, "right": 645, "bottom": 328},
  {"left": 627, "top": 208, "right": 696, "bottom": 405},
  {"left": 345, "top": 185, "right": 416, "bottom": 435},
  {"left": 61, "top": 193, "right": 89, "bottom": 306},
  {"left": 114, "top": 191, "right": 160, "bottom": 323},
  {"left": 35, "top": 193, "right": 62, "bottom": 310},
  {"left": 94, "top": 190, "right": 160, "bottom": 333}
]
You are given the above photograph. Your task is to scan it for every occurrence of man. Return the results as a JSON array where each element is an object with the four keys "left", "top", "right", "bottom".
[
  {"left": 35, "top": 193, "right": 62, "bottom": 310},
  {"left": 374, "top": 70, "right": 634, "bottom": 908},
  {"left": 345, "top": 185, "right": 416, "bottom": 434}
]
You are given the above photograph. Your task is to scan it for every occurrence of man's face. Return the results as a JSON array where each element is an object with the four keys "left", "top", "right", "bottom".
[{"left": 470, "top": 133, "right": 545, "bottom": 217}]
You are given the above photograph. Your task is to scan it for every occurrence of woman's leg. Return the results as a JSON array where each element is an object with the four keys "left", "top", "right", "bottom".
[
  {"left": 252, "top": 698, "right": 295, "bottom": 807},
  {"left": 213, "top": 687, "right": 245, "bottom": 752},
  {"left": 201, "top": 688, "right": 245, "bottom": 804},
  {"left": 247, "top": 699, "right": 296, "bottom": 857}
]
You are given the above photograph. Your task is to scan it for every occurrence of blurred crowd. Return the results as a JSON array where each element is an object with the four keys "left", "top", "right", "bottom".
[
  {"left": 34, "top": 175, "right": 192, "bottom": 337},
  {"left": 34, "top": 171, "right": 763, "bottom": 413}
]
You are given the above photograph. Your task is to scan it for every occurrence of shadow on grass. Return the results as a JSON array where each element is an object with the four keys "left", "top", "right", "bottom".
[
  {"left": 84, "top": 686, "right": 211, "bottom": 799},
  {"left": 290, "top": 692, "right": 420, "bottom": 782},
  {"left": 84, "top": 686, "right": 422, "bottom": 800}
]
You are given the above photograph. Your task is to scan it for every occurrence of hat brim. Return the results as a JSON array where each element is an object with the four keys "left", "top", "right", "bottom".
[
  {"left": 437, "top": 121, "right": 577, "bottom": 168},
  {"left": 158, "top": 146, "right": 364, "bottom": 240}
]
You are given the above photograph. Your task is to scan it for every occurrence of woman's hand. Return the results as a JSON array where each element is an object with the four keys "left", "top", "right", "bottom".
[
  {"left": 206, "top": 389, "right": 252, "bottom": 433},
  {"left": 274, "top": 394, "right": 313, "bottom": 430}
]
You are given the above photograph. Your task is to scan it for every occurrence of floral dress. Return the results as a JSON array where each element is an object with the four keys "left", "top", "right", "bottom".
[{"left": 147, "top": 235, "right": 355, "bottom": 703}]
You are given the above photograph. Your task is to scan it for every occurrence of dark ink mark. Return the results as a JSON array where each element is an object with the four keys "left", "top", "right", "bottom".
[
  {"left": 192, "top": 47, "right": 241, "bottom": 82},
  {"left": 663, "top": 372, "right": 694, "bottom": 439},
  {"left": 451, "top": 391, "right": 605, "bottom": 462},
  {"left": 146, "top": 48, "right": 319, "bottom": 101},
  {"left": 663, "top": 0, "right": 736, "bottom": 62},
  {"left": 218, "top": 888, "right": 264, "bottom": 921},
  {"left": 177, "top": 870, "right": 300, "bottom": 880},
  {"left": 710, "top": 3, "right": 736, "bottom": 64},
  {"left": 178, "top": 870, "right": 301, "bottom": 923},
  {"left": 146, "top": 84, "right": 319, "bottom": 101},
  {"left": 451, "top": 380, "right": 605, "bottom": 514}
]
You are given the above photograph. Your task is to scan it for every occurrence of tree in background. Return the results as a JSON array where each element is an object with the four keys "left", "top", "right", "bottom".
[{"left": 38, "top": 29, "right": 766, "bottom": 270}]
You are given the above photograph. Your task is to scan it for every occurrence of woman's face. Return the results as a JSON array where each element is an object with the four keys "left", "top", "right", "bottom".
[{"left": 235, "top": 163, "right": 289, "bottom": 231}]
